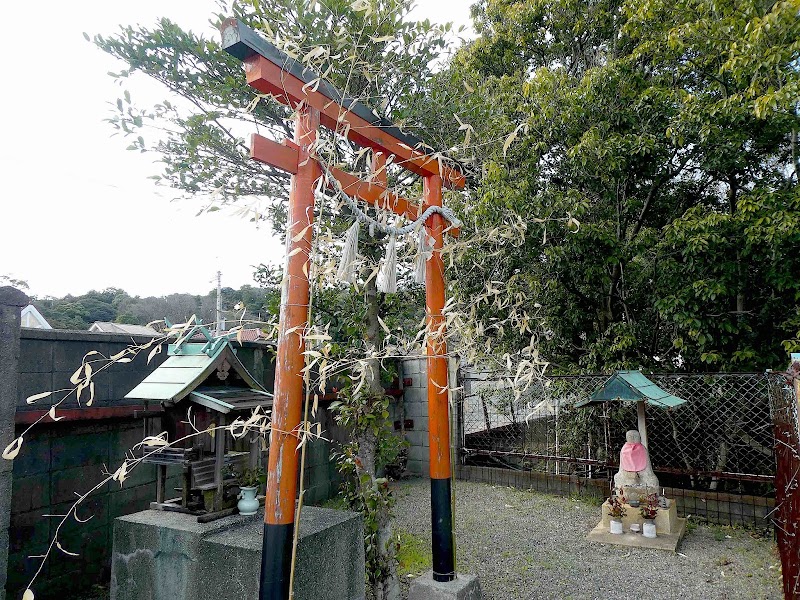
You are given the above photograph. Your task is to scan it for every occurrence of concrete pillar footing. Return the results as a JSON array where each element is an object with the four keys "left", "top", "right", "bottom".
[{"left": 408, "top": 572, "right": 482, "bottom": 600}]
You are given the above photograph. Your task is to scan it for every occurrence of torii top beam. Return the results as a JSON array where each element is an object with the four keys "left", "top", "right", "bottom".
[{"left": 220, "top": 19, "right": 465, "bottom": 189}]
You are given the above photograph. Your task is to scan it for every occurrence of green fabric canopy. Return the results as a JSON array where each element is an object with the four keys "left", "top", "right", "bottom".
[{"left": 575, "top": 370, "right": 686, "bottom": 409}]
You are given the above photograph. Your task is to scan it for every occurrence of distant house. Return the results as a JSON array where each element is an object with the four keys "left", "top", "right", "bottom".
[
  {"left": 88, "top": 322, "right": 160, "bottom": 336},
  {"left": 20, "top": 305, "right": 52, "bottom": 329}
]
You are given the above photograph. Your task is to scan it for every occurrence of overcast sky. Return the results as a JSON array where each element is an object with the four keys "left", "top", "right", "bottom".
[{"left": 0, "top": 1, "right": 473, "bottom": 299}]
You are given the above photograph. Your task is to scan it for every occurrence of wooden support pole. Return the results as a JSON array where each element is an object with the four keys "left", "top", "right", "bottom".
[
  {"left": 214, "top": 415, "right": 226, "bottom": 512},
  {"left": 636, "top": 400, "right": 649, "bottom": 449},
  {"left": 156, "top": 465, "right": 166, "bottom": 505},
  {"left": 424, "top": 173, "right": 456, "bottom": 582},
  {"left": 260, "top": 105, "right": 320, "bottom": 600}
]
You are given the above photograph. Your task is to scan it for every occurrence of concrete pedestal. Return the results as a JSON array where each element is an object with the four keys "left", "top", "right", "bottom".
[
  {"left": 587, "top": 499, "right": 687, "bottom": 552},
  {"left": 111, "top": 507, "right": 364, "bottom": 600},
  {"left": 409, "top": 572, "right": 482, "bottom": 600}
]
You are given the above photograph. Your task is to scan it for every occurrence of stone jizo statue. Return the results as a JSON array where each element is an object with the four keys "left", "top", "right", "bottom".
[{"left": 613, "top": 429, "right": 659, "bottom": 499}]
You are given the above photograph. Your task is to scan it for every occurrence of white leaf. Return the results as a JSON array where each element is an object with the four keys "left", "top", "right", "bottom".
[
  {"left": 292, "top": 224, "right": 312, "bottom": 242},
  {"left": 147, "top": 344, "right": 162, "bottom": 365},
  {"left": 503, "top": 123, "right": 527, "bottom": 157},
  {"left": 112, "top": 461, "right": 129, "bottom": 485},
  {"left": 22, "top": 589, "right": 34, "bottom": 600},
  {"left": 86, "top": 381, "right": 95, "bottom": 407},
  {"left": 143, "top": 436, "right": 169, "bottom": 447},
  {"left": 48, "top": 406, "right": 64, "bottom": 422},
  {"left": 26, "top": 391, "right": 52, "bottom": 405},
  {"left": 377, "top": 315, "right": 391, "bottom": 335},
  {"left": 56, "top": 541, "right": 80, "bottom": 557},
  {"left": 2, "top": 437, "right": 23, "bottom": 460},
  {"left": 69, "top": 364, "right": 83, "bottom": 385}
]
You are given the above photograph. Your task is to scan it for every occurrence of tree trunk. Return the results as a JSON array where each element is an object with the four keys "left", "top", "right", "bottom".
[
  {"left": 728, "top": 176, "right": 746, "bottom": 316},
  {"left": 360, "top": 274, "right": 400, "bottom": 600},
  {"left": 709, "top": 438, "right": 728, "bottom": 491}
]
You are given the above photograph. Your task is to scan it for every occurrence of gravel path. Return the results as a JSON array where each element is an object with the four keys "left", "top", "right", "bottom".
[{"left": 392, "top": 478, "right": 782, "bottom": 600}]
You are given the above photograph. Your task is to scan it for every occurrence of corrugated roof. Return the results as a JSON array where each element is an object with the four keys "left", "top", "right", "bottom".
[
  {"left": 89, "top": 322, "right": 160, "bottom": 336},
  {"left": 575, "top": 370, "right": 686, "bottom": 409}
]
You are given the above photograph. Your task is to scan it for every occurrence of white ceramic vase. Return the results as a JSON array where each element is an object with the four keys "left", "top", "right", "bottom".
[
  {"left": 642, "top": 519, "right": 657, "bottom": 538},
  {"left": 610, "top": 519, "right": 623, "bottom": 535},
  {"left": 237, "top": 486, "right": 259, "bottom": 515}
]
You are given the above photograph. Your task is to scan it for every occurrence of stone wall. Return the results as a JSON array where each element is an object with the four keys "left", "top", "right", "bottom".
[{"left": 0, "top": 288, "right": 29, "bottom": 600}]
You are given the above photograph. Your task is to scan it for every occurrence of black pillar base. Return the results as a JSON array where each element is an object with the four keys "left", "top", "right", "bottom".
[
  {"left": 260, "top": 522, "right": 294, "bottom": 600},
  {"left": 430, "top": 477, "right": 455, "bottom": 582}
]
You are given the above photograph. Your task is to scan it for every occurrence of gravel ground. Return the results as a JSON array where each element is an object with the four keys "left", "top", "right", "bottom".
[{"left": 392, "top": 478, "right": 783, "bottom": 600}]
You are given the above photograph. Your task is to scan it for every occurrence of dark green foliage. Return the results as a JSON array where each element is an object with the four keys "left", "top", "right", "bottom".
[
  {"left": 33, "top": 284, "right": 278, "bottom": 330},
  {"left": 446, "top": 0, "right": 800, "bottom": 371}
]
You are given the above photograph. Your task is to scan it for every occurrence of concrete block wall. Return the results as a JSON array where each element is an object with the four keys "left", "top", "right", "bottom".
[
  {"left": 9, "top": 331, "right": 280, "bottom": 599},
  {"left": 16, "top": 330, "right": 169, "bottom": 417},
  {"left": 9, "top": 418, "right": 171, "bottom": 599},
  {"left": 399, "top": 357, "right": 430, "bottom": 476},
  {"left": 398, "top": 356, "right": 461, "bottom": 478},
  {"left": 302, "top": 402, "right": 347, "bottom": 505}
]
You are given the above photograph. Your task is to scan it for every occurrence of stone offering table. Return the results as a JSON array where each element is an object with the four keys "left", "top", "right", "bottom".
[
  {"left": 587, "top": 499, "right": 687, "bottom": 551},
  {"left": 110, "top": 506, "right": 365, "bottom": 600}
]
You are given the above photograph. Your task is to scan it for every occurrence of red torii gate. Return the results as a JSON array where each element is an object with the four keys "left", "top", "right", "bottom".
[{"left": 221, "top": 19, "right": 464, "bottom": 600}]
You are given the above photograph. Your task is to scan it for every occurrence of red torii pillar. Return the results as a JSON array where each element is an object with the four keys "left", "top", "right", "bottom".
[
  {"left": 424, "top": 173, "right": 455, "bottom": 580},
  {"left": 260, "top": 104, "right": 320, "bottom": 598},
  {"left": 221, "top": 19, "right": 463, "bottom": 599}
]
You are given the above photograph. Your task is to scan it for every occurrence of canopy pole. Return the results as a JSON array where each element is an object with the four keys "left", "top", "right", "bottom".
[{"left": 636, "top": 400, "right": 648, "bottom": 448}]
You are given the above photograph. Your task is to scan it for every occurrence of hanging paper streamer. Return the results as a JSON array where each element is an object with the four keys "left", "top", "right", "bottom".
[
  {"left": 414, "top": 229, "right": 433, "bottom": 284},
  {"left": 337, "top": 221, "right": 360, "bottom": 283},
  {"left": 377, "top": 234, "right": 397, "bottom": 293}
]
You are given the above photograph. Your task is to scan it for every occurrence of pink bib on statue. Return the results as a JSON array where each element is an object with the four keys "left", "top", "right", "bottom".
[{"left": 620, "top": 442, "right": 647, "bottom": 472}]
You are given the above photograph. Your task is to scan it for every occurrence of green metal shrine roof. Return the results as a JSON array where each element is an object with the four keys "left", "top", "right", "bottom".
[
  {"left": 575, "top": 370, "right": 686, "bottom": 409},
  {"left": 124, "top": 324, "right": 271, "bottom": 413}
]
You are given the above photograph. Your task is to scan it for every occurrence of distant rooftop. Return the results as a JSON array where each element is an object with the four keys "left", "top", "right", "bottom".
[
  {"left": 89, "top": 322, "right": 160, "bottom": 336},
  {"left": 21, "top": 305, "right": 51, "bottom": 329}
]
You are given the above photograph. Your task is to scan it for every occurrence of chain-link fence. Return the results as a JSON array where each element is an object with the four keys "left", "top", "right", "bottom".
[{"left": 458, "top": 371, "right": 779, "bottom": 526}]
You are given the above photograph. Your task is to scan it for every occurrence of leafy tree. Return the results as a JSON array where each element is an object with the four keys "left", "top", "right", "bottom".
[
  {"left": 0, "top": 275, "right": 29, "bottom": 290},
  {"left": 449, "top": 0, "right": 799, "bottom": 372}
]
